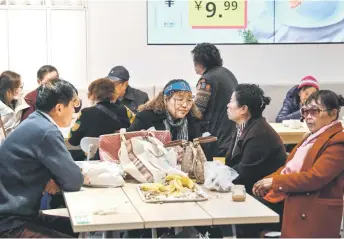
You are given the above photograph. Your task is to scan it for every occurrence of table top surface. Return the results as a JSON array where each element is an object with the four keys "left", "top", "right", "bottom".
[
  {"left": 64, "top": 183, "right": 279, "bottom": 232},
  {"left": 269, "top": 123, "right": 309, "bottom": 135},
  {"left": 63, "top": 187, "right": 144, "bottom": 232}
]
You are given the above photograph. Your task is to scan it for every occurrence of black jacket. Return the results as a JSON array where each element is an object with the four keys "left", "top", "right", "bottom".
[
  {"left": 127, "top": 109, "right": 202, "bottom": 141},
  {"left": 276, "top": 85, "right": 302, "bottom": 123},
  {"left": 199, "top": 66, "right": 238, "bottom": 158},
  {"left": 68, "top": 101, "right": 133, "bottom": 161},
  {"left": 226, "top": 117, "right": 287, "bottom": 193},
  {"left": 121, "top": 86, "right": 149, "bottom": 114}
]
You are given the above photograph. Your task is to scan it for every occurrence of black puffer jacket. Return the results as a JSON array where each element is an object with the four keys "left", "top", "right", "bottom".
[{"left": 276, "top": 85, "right": 301, "bottom": 123}]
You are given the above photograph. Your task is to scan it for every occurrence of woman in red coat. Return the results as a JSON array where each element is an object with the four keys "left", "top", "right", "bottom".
[{"left": 254, "top": 90, "right": 344, "bottom": 238}]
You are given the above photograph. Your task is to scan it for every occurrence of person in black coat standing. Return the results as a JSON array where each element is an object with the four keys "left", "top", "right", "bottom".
[
  {"left": 226, "top": 84, "right": 287, "bottom": 194},
  {"left": 191, "top": 43, "right": 238, "bottom": 160}
]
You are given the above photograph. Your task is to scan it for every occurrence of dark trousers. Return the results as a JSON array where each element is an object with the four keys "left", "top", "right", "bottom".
[{"left": 0, "top": 213, "right": 77, "bottom": 238}]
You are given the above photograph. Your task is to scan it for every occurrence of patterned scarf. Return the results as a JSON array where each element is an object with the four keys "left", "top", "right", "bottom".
[
  {"left": 163, "top": 111, "right": 188, "bottom": 140},
  {"left": 232, "top": 122, "right": 247, "bottom": 156}
]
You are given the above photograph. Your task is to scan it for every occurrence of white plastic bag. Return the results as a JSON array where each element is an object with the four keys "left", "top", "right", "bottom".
[
  {"left": 118, "top": 135, "right": 179, "bottom": 183},
  {"left": 204, "top": 161, "right": 239, "bottom": 192},
  {"left": 76, "top": 161, "right": 125, "bottom": 187}
]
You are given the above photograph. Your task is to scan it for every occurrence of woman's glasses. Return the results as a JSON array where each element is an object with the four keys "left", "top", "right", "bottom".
[
  {"left": 300, "top": 106, "right": 330, "bottom": 118},
  {"left": 173, "top": 98, "right": 193, "bottom": 107}
]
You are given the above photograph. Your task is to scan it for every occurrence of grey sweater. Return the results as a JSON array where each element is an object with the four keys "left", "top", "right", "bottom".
[{"left": 0, "top": 111, "right": 83, "bottom": 230}]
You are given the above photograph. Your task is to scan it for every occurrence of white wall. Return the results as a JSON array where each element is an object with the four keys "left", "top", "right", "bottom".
[
  {"left": 87, "top": 1, "right": 344, "bottom": 88},
  {"left": 1, "top": 1, "right": 344, "bottom": 91}
]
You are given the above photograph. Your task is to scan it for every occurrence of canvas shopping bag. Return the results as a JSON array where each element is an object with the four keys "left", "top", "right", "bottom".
[
  {"left": 118, "top": 134, "right": 177, "bottom": 183},
  {"left": 99, "top": 129, "right": 172, "bottom": 163}
]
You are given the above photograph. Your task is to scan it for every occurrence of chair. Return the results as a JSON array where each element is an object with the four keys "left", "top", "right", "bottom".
[{"left": 80, "top": 137, "right": 99, "bottom": 161}]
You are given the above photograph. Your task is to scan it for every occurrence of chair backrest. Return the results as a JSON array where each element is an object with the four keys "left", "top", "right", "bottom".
[{"left": 80, "top": 137, "right": 99, "bottom": 161}]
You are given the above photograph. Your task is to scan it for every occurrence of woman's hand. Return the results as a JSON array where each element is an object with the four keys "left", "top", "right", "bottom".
[{"left": 252, "top": 178, "right": 273, "bottom": 197}]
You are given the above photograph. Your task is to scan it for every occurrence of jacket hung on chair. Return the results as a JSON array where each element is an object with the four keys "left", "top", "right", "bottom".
[
  {"left": 276, "top": 85, "right": 302, "bottom": 123},
  {"left": 68, "top": 101, "right": 134, "bottom": 161},
  {"left": 226, "top": 116, "right": 287, "bottom": 193},
  {"left": 127, "top": 109, "right": 201, "bottom": 141}
]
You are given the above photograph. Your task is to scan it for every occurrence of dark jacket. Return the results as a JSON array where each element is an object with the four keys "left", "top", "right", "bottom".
[
  {"left": 0, "top": 111, "right": 83, "bottom": 232},
  {"left": 226, "top": 117, "right": 287, "bottom": 193},
  {"left": 276, "top": 85, "right": 302, "bottom": 123},
  {"left": 22, "top": 89, "right": 82, "bottom": 121},
  {"left": 198, "top": 66, "right": 238, "bottom": 159},
  {"left": 127, "top": 109, "right": 201, "bottom": 141},
  {"left": 120, "top": 86, "right": 149, "bottom": 114},
  {"left": 68, "top": 101, "right": 134, "bottom": 161}
]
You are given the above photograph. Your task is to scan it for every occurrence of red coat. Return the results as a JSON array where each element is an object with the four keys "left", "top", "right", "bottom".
[
  {"left": 21, "top": 89, "right": 37, "bottom": 121},
  {"left": 270, "top": 122, "right": 344, "bottom": 238},
  {"left": 22, "top": 89, "right": 82, "bottom": 121}
]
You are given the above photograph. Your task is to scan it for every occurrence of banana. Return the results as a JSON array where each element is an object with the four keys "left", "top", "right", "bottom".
[
  {"left": 181, "top": 176, "right": 194, "bottom": 189},
  {"left": 140, "top": 183, "right": 164, "bottom": 192},
  {"left": 173, "top": 179, "right": 185, "bottom": 192},
  {"left": 170, "top": 191, "right": 182, "bottom": 198},
  {"left": 160, "top": 183, "right": 176, "bottom": 194},
  {"left": 165, "top": 174, "right": 183, "bottom": 181}
]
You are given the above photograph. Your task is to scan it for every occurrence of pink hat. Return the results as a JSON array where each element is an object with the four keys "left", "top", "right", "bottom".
[{"left": 298, "top": 76, "right": 319, "bottom": 90}]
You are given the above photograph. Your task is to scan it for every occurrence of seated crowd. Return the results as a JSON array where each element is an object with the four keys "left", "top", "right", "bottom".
[{"left": 0, "top": 43, "right": 343, "bottom": 238}]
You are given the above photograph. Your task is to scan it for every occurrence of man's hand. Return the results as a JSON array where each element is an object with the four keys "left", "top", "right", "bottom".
[
  {"left": 45, "top": 180, "right": 60, "bottom": 195},
  {"left": 84, "top": 175, "right": 91, "bottom": 185},
  {"left": 252, "top": 178, "right": 273, "bottom": 197},
  {"left": 289, "top": 0, "right": 303, "bottom": 8}
]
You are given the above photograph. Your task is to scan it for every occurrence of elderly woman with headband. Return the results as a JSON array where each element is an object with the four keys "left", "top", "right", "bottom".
[{"left": 128, "top": 79, "right": 202, "bottom": 141}]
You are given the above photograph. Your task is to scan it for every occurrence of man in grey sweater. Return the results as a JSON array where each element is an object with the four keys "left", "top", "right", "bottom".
[{"left": 0, "top": 79, "right": 84, "bottom": 238}]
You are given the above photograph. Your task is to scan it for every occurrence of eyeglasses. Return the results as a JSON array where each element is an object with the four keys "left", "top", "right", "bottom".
[
  {"left": 72, "top": 97, "right": 81, "bottom": 108},
  {"left": 300, "top": 106, "right": 330, "bottom": 118},
  {"left": 173, "top": 98, "right": 193, "bottom": 107}
]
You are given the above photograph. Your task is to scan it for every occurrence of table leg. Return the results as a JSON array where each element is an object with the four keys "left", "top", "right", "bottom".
[
  {"left": 174, "top": 227, "right": 183, "bottom": 235},
  {"left": 223, "top": 225, "right": 236, "bottom": 239},
  {"left": 151, "top": 228, "right": 158, "bottom": 239}
]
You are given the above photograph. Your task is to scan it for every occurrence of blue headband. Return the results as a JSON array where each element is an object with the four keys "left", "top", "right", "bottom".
[{"left": 163, "top": 81, "right": 192, "bottom": 96}]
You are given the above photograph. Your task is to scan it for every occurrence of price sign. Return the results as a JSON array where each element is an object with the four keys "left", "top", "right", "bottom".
[{"left": 189, "top": 0, "right": 247, "bottom": 29}]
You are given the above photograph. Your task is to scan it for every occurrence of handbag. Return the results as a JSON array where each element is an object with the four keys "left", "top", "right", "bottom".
[
  {"left": 165, "top": 136, "right": 217, "bottom": 184},
  {"left": 99, "top": 129, "right": 172, "bottom": 162},
  {"left": 118, "top": 133, "right": 177, "bottom": 183}
]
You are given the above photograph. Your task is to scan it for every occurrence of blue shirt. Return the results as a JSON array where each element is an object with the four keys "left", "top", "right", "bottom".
[{"left": 0, "top": 111, "right": 83, "bottom": 232}]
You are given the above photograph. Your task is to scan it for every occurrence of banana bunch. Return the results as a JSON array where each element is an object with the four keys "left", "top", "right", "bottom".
[{"left": 140, "top": 174, "right": 195, "bottom": 196}]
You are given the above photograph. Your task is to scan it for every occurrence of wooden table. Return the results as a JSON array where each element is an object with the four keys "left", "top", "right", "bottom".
[
  {"left": 197, "top": 188, "right": 279, "bottom": 225},
  {"left": 270, "top": 123, "right": 309, "bottom": 144},
  {"left": 63, "top": 187, "right": 144, "bottom": 233},
  {"left": 64, "top": 184, "right": 279, "bottom": 235}
]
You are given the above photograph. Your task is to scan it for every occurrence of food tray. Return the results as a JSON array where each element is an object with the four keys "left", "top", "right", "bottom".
[{"left": 137, "top": 184, "right": 209, "bottom": 203}]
